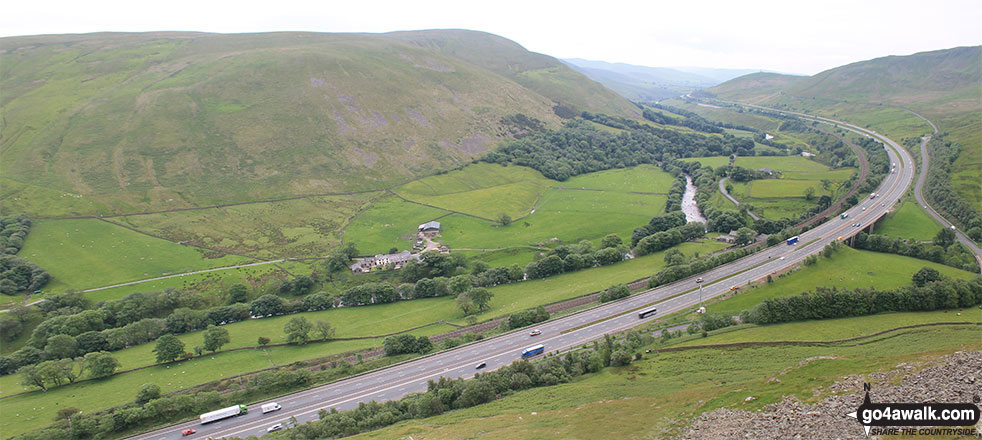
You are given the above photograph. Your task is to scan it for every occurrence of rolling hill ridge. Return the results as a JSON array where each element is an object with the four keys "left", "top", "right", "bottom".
[{"left": 0, "top": 30, "right": 636, "bottom": 216}]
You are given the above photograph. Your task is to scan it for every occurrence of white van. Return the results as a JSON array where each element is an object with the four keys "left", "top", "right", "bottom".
[{"left": 261, "top": 402, "right": 282, "bottom": 414}]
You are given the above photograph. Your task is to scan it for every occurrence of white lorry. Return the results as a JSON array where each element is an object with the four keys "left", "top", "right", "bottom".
[{"left": 199, "top": 404, "right": 247, "bottom": 424}]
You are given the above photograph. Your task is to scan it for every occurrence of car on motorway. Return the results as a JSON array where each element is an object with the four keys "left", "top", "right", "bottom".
[
  {"left": 779, "top": 256, "right": 785, "bottom": 260},
  {"left": 267, "top": 423, "right": 284, "bottom": 432},
  {"left": 730, "top": 286, "right": 740, "bottom": 291},
  {"left": 529, "top": 329, "right": 541, "bottom": 336},
  {"left": 182, "top": 429, "right": 196, "bottom": 436},
  {"left": 476, "top": 362, "right": 487, "bottom": 369}
]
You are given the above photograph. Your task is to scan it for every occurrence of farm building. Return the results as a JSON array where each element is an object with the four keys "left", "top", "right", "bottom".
[
  {"left": 418, "top": 221, "right": 441, "bottom": 233},
  {"left": 350, "top": 250, "right": 420, "bottom": 273}
]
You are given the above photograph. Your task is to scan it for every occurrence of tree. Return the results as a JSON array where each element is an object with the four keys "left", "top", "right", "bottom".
[
  {"left": 257, "top": 336, "right": 271, "bottom": 347},
  {"left": 912, "top": 267, "right": 945, "bottom": 287},
  {"left": 250, "top": 294, "right": 287, "bottom": 317},
  {"left": 934, "top": 228, "right": 956, "bottom": 249},
  {"left": 84, "top": 351, "right": 120, "bottom": 379},
  {"left": 455, "top": 292, "right": 475, "bottom": 315},
  {"left": 610, "top": 349, "right": 632, "bottom": 367},
  {"left": 202, "top": 326, "right": 230, "bottom": 352},
  {"left": 467, "top": 287, "right": 493, "bottom": 312},
  {"left": 313, "top": 320, "right": 335, "bottom": 340},
  {"left": 600, "top": 234, "right": 623, "bottom": 249},
  {"left": 734, "top": 227, "right": 756, "bottom": 246},
  {"left": 663, "top": 248, "right": 685, "bottom": 267},
  {"left": 136, "top": 383, "right": 161, "bottom": 404},
  {"left": 325, "top": 251, "right": 351, "bottom": 273},
  {"left": 284, "top": 316, "right": 312, "bottom": 344},
  {"left": 19, "top": 364, "right": 48, "bottom": 391},
  {"left": 498, "top": 213, "right": 512, "bottom": 226},
  {"left": 44, "top": 334, "right": 78, "bottom": 360},
  {"left": 804, "top": 186, "right": 816, "bottom": 201},
  {"left": 55, "top": 407, "right": 81, "bottom": 428},
  {"left": 449, "top": 275, "right": 473, "bottom": 294},
  {"left": 0, "top": 317, "right": 22, "bottom": 342},
  {"left": 600, "top": 284, "right": 630, "bottom": 303},
  {"left": 153, "top": 334, "right": 185, "bottom": 364},
  {"left": 227, "top": 284, "right": 249, "bottom": 304}
]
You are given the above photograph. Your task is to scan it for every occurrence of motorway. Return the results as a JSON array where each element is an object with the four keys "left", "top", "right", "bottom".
[{"left": 131, "top": 112, "right": 917, "bottom": 440}]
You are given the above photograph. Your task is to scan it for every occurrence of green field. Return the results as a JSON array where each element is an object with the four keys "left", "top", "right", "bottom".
[
  {"left": 343, "top": 196, "right": 451, "bottom": 255},
  {"left": 18, "top": 219, "right": 253, "bottom": 292},
  {"left": 689, "top": 155, "right": 855, "bottom": 220},
  {"left": 708, "top": 247, "right": 979, "bottom": 317},
  {"left": 392, "top": 163, "right": 554, "bottom": 220},
  {"left": 457, "top": 248, "right": 540, "bottom": 268},
  {"left": 874, "top": 199, "right": 944, "bottom": 241},
  {"left": 557, "top": 165, "right": 676, "bottom": 193},
  {"left": 80, "top": 262, "right": 290, "bottom": 304},
  {"left": 351, "top": 317, "right": 980, "bottom": 440},
  {"left": 440, "top": 189, "right": 667, "bottom": 249},
  {"left": 0, "top": 239, "right": 729, "bottom": 435},
  {"left": 680, "top": 156, "right": 730, "bottom": 168},
  {"left": 116, "top": 194, "right": 376, "bottom": 259}
]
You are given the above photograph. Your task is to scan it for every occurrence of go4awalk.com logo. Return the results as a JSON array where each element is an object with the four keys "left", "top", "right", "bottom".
[{"left": 847, "top": 383, "right": 981, "bottom": 437}]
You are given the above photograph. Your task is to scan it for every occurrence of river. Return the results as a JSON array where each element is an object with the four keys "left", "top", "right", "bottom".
[{"left": 681, "top": 175, "right": 706, "bottom": 224}]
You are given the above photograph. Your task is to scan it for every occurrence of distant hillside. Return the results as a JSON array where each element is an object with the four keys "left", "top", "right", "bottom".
[
  {"left": 0, "top": 30, "right": 637, "bottom": 216},
  {"left": 562, "top": 58, "right": 716, "bottom": 101},
  {"left": 707, "top": 46, "right": 981, "bottom": 207},
  {"left": 703, "top": 72, "right": 806, "bottom": 103}
]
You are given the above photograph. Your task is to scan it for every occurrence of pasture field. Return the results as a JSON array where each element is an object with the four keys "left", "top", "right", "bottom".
[
  {"left": 557, "top": 164, "right": 675, "bottom": 193},
  {"left": 0, "top": 239, "right": 729, "bottom": 436},
  {"left": 351, "top": 319, "right": 979, "bottom": 440},
  {"left": 457, "top": 248, "right": 540, "bottom": 268},
  {"left": 80, "top": 262, "right": 290, "bottom": 303},
  {"left": 873, "top": 199, "right": 943, "bottom": 241},
  {"left": 0, "top": 324, "right": 448, "bottom": 438},
  {"left": 707, "top": 247, "right": 979, "bottom": 317},
  {"left": 741, "top": 179, "right": 828, "bottom": 199},
  {"left": 0, "top": 177, "right": 115, "bottom": 217},
  {"left": 117, "top": 194, "right": 376, "bottom": 259},
  {"left": 18, "top": 219, "right": 253, "bottom": 292},
  {"left": 343, "top": 196, "right": 451, "bottom": 254},
  {"left": 677, "top": 309, "right": 980, "bottom": 347},
  {"left": 439, "top": 189, "right": 667, "bottom": 249},
  {"left": 392, "top": 163, "right": 553, "bottom": 219},
  {"left": 680, "top": 156, "right": 730, "bottom": 168}
]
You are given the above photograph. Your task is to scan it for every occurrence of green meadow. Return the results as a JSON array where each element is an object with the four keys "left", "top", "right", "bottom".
[
  {"left": 707, "top": 247, "right": 978, "bottom": 317},
  {"left": 0, "top": 239, "right": 728, "bottom": 436},
  {"left": 343, "top": 196, "right": 451, "bottom": 255},
  {"left": 392, "top": 163, "right": 554, "bottom": 220},
  {"left": 352, "top": 317, "right": 980, "bottom": 440},
  {"left": 557, "top": 164, "right": 676, "bottom": 193},
  {"left": 18, "top": 219, "right": 252, "bottom": 292},
  {"left": 117, "top": 194, "right": 376, "bottom": 259},
  {"left": 873, "top": 198, "right": 944, "bottom": 241}
]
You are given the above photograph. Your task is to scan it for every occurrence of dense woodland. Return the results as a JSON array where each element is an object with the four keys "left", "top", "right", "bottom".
[{"left": 483, "top": 117, "right": 754, "bottom": 180}]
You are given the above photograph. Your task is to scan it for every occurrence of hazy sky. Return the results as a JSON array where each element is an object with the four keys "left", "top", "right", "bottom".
[{"left": 3, "top": 0, "right": 979, "bottom": 75}]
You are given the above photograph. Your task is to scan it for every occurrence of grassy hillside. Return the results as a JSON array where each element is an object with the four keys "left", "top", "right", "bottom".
[
  {"left": 351, "top": 314, "right": 980, "bottom": 440},
  {"left": 0, "top": 30, "right": 636, "bottom": 217},
  {"left": 707, "top": 46, "right": 981, "bottom": 205}
]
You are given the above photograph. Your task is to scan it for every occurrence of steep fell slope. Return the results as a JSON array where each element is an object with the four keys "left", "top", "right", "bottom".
[{"left": 0, "top": 30, "right": 636, "bottom": 216}]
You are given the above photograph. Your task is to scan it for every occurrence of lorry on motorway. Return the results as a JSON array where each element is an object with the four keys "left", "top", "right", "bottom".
[
  {"left": 261, "top": 402, "right": 281, "bottom": 414},
  {"left": 786, "top": 236, "right": 799, "bottom": 245},
  {"left": 521, "top": 344, "right": 545, "bottom": 359},
  {"left": 199, "top": 404, "right": 248, "bottom": 424}
]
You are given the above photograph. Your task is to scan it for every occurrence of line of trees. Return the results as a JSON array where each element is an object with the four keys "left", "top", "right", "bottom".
[
  {"left": 923, "top": 134, "right": 982, "bottom": 242},
  {"left": 740, "top": 276, "right": 982, "bottom": 325},
  {"left": 641, "top": 103, "right": 725, "bottom": 134},
  {"left": 853, "top": 231, "right": 979, "bottom": 273},
  {"left": 524, "top": 236, "right": 630, "bottom": 280},
  {"left": 648, "top": 246, "right": 757, "bottom": 288},
  {"left": 0, "top": 215, "right": 32, "bottom": 255}
]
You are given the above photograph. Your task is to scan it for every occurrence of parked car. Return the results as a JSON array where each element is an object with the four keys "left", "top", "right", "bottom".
[
  {"left": 529, "top": 329, "right": 542, "bottom": 336},
  {"left": 267, "top": 423, "right": 284, "bottom": 432},
  {"left": 181, "top": 429, "right": 196, "bottom": 436}
]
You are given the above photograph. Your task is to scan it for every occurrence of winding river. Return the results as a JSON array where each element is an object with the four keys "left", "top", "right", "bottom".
[{"left": 681, "top": 174, "right": 706, "bottom": 224}]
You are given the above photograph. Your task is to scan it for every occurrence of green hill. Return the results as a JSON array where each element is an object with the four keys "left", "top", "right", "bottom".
[
  {"left": 0, "top": 30, "right": 636, "bottom": 216},
  {"left": 707, "top": 46, "right": 981, "bottom": 208}
]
